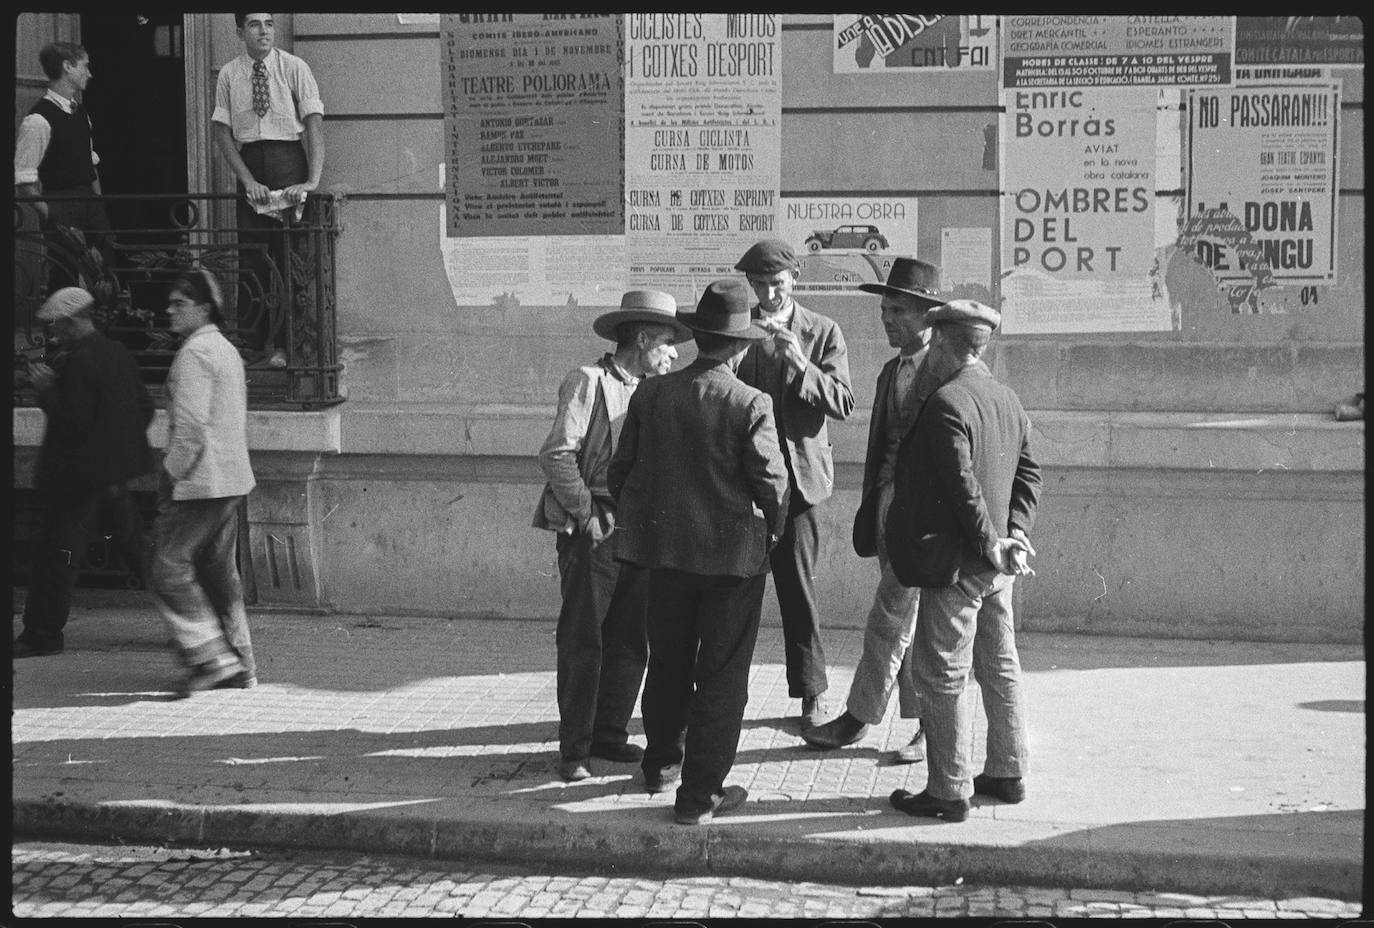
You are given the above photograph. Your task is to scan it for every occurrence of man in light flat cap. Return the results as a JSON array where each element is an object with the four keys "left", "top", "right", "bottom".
[
  {"left": 733, "top": 238, "right": 855, "bottom": 731},
  {"left": 803, "top": 259, "right": 946, "bottom": 762},
  {"left": 16, "top": 287, "right": 155, "bottom": 659},
  {"left": 885, "top": 299, "right": 1042, "bottom": 823},
  {"left": 609, "top": 279, "right": 789, "bottom": 826},
  {"left": 534, "top": 290, "right": 692, "bottom": 782}
]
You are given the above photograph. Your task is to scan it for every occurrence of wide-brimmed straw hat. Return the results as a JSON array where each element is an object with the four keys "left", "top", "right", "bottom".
[{"left": 592, "top": 290, "right": 692, "bottom": 343}]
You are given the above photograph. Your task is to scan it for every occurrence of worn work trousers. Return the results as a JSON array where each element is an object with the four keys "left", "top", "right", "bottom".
[
  {"left": 911, "top": 568, "right": 1027, "bottom": 801},
  {"left": 149, "top": 486, "right": 256, "bottom": 676},
  {"left": 554, "top": 529, "right": 649, "bottom": 761},
  {"left": 21, "top": 480, "right": 145, "bottom": 649},
  {"left": 639, "top": 568, "right": 766, "bottom": 816},
  {"left": 768, "top": 502, "right": 828, "bottom": 699},
  {"left": 847, "top": 483, "right": 923, "bottom": 725}
]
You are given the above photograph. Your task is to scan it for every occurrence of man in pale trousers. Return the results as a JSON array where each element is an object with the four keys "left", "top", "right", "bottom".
[
  {"left": 150, "top": 268, "right": 257, "bottom": 696},
  {"left": 802, "top": 259, "right": 948, "bottom": 762}
]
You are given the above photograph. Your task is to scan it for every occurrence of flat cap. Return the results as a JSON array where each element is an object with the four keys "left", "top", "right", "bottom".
[
  {"left": 37, "top": 286, "right": 95, "bottom": 322},
  {"left": 734, "top": 239, "right": 798, "bottom": 274},
  {"left": 926, "top": 298, "right": 1001, "bottom": 330}
]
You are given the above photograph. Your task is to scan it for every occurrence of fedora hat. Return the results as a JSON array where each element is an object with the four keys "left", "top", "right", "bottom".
[
  {"left": 593, "top": 290, "right": 692, "bottom": 343},
  {"left": 858, "top": 258, "right": 947, "bottom": 308},
  {"left": 926, "top": 298, "right": 1001, "bottom": 331},
  {"left": 678, "top": 280, "right": 770, "bottom": 340}
]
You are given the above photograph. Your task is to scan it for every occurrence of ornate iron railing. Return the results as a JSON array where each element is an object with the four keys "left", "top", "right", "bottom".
[{"left": 13, "top": 191, "right": 343, "bottom": 408}]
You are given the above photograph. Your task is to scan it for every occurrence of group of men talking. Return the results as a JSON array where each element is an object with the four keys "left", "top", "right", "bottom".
[{"left": 535, "top": 239, "right": 1042, "bottom": 826}]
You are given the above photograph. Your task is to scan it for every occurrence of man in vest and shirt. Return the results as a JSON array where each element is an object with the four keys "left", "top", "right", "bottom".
[
  {"left": 733, "top": 239, "right": 855, "bottom": 731},
  {"left": 803, "top": 259, "right": 949, "bottom": 763},
  {"left": 14, "top": 42, "right": 114, "bottom": 274},
  {"left": 534, "top": 291, "right": 691, "bottom": 783},
  {"left": 212, "top": 12, "right": 326, "bottom": 368}
]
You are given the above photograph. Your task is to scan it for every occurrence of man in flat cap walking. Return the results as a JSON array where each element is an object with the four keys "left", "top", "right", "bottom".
[
  {"left": 535, "top": 290, "right": 692, "bottom": 782},
  {"left": 885, "top": 299, "right": 1042, "bottom": 823},
  {"left": 609, "top": 279, "right": 790, "bottom": 825},
  {"left": 733, "top": 238, "right": 855, "bottom": 731},
  {"left": 15, "top": 286, "right": 154, "bottom": 658}
]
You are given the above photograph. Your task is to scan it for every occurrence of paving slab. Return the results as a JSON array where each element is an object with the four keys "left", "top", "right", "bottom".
[{"left": 10, "top": 591, "right": 1365, "bottom": 901}]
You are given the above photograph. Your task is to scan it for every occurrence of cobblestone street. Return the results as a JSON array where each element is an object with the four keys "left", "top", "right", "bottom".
[{"left": 12, "top": 841, "right": 1364, "bottom": 920}]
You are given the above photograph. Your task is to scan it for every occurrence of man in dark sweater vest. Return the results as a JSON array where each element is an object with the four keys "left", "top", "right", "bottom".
[{"left": 14, "top": 42, "right": 113, "bottom": 267}]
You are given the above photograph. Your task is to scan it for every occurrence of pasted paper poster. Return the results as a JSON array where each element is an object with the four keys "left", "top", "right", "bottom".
[
  {"left": 624, "top": 14, "right": 782, "bottom": 304},
  {"left": 833, "top": 15, "right": 995, "bottom": 71},
  {"left": 778, "top": 196, "right": 919, "bottom": 297},
  {"left": 1182, "top": 81, "right": 1340, "bottom": 313},
  {"left": 1000, "top": 86, "right": 1172, "bottom": 334},
  {"left": 441, "top": 14, "right": 624, "bottom": 237}
]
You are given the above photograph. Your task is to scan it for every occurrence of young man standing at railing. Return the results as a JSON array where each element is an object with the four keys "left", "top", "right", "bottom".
[
  {"left": 13, "top": 42, "right": 114, "bottom": 277},
  {"left": 211, "top": 12, "right": 325, "bottom": 369}
]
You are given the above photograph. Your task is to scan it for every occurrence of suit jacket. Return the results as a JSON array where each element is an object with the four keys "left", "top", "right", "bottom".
[
  {"left": 851, "top": 345, "right": 929, "bottom": 558},
  {"left": 736, "top": 301, "right": 853, "bottom": 508},
  {"left": 887, "top": 361, "right": 1041, "bottom": 581},
  {"left": 36, "top": 330, "right": 155, "bottom": 493},
  {"left": 163, "top": 325, "right": 255, "bottom": 500},
  {"left": 608, "top": 356, "right": 789, "bottom": 578}
]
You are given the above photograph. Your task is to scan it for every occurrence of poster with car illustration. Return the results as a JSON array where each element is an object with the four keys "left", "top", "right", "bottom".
[{"left": 779, "top": 196, "right": 920, "bottom": 296}]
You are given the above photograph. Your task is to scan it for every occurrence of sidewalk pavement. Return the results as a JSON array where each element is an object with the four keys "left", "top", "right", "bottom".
[{"left": 11, "top": 591, "right": 1365, "bottom": 902}]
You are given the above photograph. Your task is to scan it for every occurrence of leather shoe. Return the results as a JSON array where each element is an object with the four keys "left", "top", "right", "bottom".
[
  {"left": 214, "top": 670, "right": 258, "bottom": 690},
  {"left": 893, "top": 725, "right": 926, "bottom": 764},
  {"left": 558, "top": 759, "right": 592, "bottom": 782},
  {"left": 973, "top": 773, "right": 1026, "bottom": 804},
  {"left": 889, "top": 788, "right": 970, "bottom": 823},
  {"left": 801, "top": 710, "right": 869, "bottom": 750},
  {"left": 590, "top": 741, "right": 644, "bottom": 763},
  {"left": 12, "top": 638, "right": 63, "bottom": 659},
  {"left": 643, "top": 766, "right": 681, "bottom": 795},
  {"left": 674, "top": 785, "right": 748, "bottom": 825},
  {"left": 800, "top": 694, "right": 829, "bottom": 730},
  {"left": 174, "top": 658, "right": 244, "bottom": 698}
]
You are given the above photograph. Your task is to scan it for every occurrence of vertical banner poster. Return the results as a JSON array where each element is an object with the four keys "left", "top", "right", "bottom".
[
  {"left": 439, "top": 14, "right": 626, "bottom": 306},
  {"left": 833, "top": 14, "right": 995, "bottom": 71},
  {"left": 1182, "top": 82, "right": 1340, "bottom": 313},
  {"left": 777, "top": 196, "right": 919, "bottom": 296},
  {"left": 624, "top": 14, "right": 782, "bottom": 304},
  {"left": 1000, "top": 87, "right": 1171, "bottom": 334},
  {"left": 1002, "top": 16, "right": 1234, "bottom": 88},
  {"left": 442, "top": 14, "right": 623, "bottom": 236}
]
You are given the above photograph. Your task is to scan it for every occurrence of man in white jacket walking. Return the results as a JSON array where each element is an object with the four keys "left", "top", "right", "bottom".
[{"left": 150, "top": 268, "right": 257, "bottom": 696}]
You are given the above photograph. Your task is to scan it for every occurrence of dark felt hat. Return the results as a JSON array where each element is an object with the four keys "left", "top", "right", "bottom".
[
  {"left": 734, "top": 238, "right": 799, "bottom": 275},
  {"left": 926, "top": 298, "right": 1001, "bottom": 331},
  {"left": 858, "top": 258, "right": 947, "bottom": 308},
  {"left": 593, "top": 289, "right": 693, "bottom": 343},
  {"left": 678, "top": 280, "right": 771, "bottom": 340}
]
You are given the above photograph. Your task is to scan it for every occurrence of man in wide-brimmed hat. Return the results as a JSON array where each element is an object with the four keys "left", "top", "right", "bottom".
[
  {"left": 887, "top": 298, "right": 1042, "bottom": 824},
  {"left": 534, "top": 289, "right": 691, "bottom": 782},
  {"left": 609, "top": 279, "right": 790, "bottom": 826},
  {"left": 804, "top": 258, "right": 946, "bottom": 762},
  {"left": 733, "top": 238, "right": 855, "bottom": 732}
]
